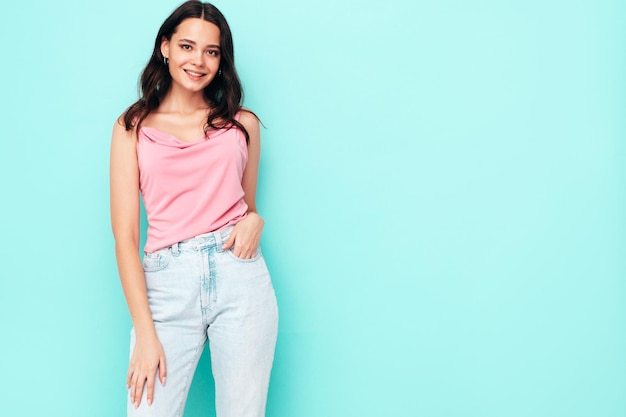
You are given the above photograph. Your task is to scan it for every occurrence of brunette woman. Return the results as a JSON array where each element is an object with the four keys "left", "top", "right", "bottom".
[{"left": 110, "top": 2, "right": 278, "bottom": 416}]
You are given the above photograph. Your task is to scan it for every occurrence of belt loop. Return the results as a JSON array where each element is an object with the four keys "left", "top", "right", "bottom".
[
  {"left": 171, "top": 242, "right": 179, "bottom": 256},
  {"left": 215, "top": 229, "right": 225, "bottom": 252}
]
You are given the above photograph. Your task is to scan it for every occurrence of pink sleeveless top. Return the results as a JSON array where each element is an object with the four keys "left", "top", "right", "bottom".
[{"left": 137, "top": 119, "right": 248, "bottom": 252}]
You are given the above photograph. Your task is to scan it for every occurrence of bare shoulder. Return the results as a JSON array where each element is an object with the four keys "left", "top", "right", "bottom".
[
  {"left": 111, "top": 115, "right": 137, "bottom": 144},
  {"left": 238, "top": 108, "right": 260, "bottom": 136}
]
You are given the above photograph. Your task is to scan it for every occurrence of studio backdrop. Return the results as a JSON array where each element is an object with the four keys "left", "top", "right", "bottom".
[{"left": 0, "top": 0, "right": 624, "bottom": 416}]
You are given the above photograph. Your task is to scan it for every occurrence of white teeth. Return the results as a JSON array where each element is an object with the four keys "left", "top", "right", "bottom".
[{"left": 185, "top": 70, "right": 205, "bottom": 77}]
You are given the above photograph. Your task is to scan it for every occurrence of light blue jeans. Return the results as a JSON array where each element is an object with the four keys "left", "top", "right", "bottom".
[{"left": 128, "top": 227, "right": 278, "bottom": 417}]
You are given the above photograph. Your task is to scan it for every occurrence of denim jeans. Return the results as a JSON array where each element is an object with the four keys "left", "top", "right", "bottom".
[{"left": 127, "top": 227, "right": 278, "bottom": 417}]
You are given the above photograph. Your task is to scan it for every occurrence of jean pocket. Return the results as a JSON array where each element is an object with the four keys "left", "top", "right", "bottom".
[
  {"left": 142, "top": 250, "right": 172, "bottom": 272},
  {"left": 225, "top": 247, "right": 262, "bottom": 263}
]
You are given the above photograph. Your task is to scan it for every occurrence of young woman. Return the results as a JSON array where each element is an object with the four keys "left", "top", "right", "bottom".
[{"left": 109, "top": 2, "right": 278, "bottom": 416}]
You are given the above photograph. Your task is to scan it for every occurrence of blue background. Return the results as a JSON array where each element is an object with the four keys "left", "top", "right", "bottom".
[{"left": 1, "top": 0, "right": 625, "bottom": 416}]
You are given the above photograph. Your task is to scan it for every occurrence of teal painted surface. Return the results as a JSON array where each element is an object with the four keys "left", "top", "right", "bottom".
[{"left": 1, "top": 1, "right": 624, "bottom": 416}]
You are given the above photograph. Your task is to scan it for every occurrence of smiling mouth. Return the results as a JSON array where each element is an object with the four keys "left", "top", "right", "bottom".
[{"left": 184, "top": 69, "right": 207, "bottom": 78}]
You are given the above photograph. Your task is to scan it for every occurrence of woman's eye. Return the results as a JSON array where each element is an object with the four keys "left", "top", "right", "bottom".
[
  {"left": 207, "top": 50, "right": 220, "bottom": 56},
  {"left": 181, "top": 44, "right": 192, "bottom": 50}
]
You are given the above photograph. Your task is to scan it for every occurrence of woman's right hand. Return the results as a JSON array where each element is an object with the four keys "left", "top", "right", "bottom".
[{"left": 127, "top": 335, "right": 167, "bottom": 408}]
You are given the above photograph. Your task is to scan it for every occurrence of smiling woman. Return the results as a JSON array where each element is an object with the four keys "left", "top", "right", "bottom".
[
  {"left": 162, "top": 19, "right": 222, "bottom": 94},
  {"left": 109, "top": 2, "right": 278, "bottom": 417}
]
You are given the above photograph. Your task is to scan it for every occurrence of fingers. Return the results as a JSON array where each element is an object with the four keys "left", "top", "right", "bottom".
[
  {"left": 145, "top": 355, "right": 167, "bottom": 406},
  {"left": 129, "top": 372, "right": 143, "bottom": 409},
  {"left": 231, "top": 240, "right": 258, "bottom": 259},
  {"left": 127, "top": 368, "right": 137, "bottom": 406},
  {"left": 127, "top": 337, "right": 167, "bottom": 408},
  {"left": 128, "top": 365, "right": 161, "bottom": 408},
  {"left": 224, "top": 230, "right": 259, "bottom": 259},
  {"left": 159, "top": 355, "right": 167, "bottom": 386},
  {"left": 223, "top": 214, "right": 264, "bottom": 258},
  {"left": 222, "top": 231, "right": 236, "bottom": 250},
  {"left": 146, "top": 373, "right": 155, "bottom": 406}
]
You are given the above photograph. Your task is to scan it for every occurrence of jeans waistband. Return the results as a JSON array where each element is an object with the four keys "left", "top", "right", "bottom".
[{"left": 169, "top": 226, "right": 234, "bottom": 255}]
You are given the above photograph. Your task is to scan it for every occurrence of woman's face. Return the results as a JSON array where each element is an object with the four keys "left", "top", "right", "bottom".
[{"left": 161, "top": 18, "right": 222, "bottom": 94}]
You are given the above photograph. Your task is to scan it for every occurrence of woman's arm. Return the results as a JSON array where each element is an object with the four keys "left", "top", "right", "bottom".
[
  {"left": 222, "top": 110, "right": 264, "bottom": 258},
  {"left": 240, "top": 110, "right": 262, "bottom": 214},
  {"left": 110, "top": 119, "right": 165, "bottom": 407}
]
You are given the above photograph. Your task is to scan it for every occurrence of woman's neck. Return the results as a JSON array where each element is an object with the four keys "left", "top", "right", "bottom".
[{"left": 159, "top": 85, "right": 210, "bottom": 115}]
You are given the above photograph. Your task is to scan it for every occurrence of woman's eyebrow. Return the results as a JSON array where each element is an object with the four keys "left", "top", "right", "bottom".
[{"left": 178, "top": 38, "right": 221, "bottom": 49}]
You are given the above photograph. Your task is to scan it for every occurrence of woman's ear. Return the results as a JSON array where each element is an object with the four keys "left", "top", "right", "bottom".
[{"left": 161, "top": 37, "right": 170, "bottom": 59}]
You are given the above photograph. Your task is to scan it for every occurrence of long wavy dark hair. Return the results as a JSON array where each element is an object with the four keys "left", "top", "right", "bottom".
[{"left": 123, "top": 0, "right": 252, "bottom": 143}]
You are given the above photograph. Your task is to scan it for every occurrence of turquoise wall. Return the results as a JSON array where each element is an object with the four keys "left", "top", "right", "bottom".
[{"left": 1, "top": 0, "right": 625, "bottom": 416}]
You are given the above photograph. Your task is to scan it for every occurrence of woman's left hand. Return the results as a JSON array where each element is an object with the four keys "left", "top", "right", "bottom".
[{"left": 222, "top": 212, "right": 264, "bottom": 259}]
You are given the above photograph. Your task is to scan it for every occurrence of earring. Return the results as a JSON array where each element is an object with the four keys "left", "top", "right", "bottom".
[
  {"left": 218, "top": 69, "right": 222, "bottom": 76},
  {"left": 164, "top": 57, "right": 169, "bottom": 65}
]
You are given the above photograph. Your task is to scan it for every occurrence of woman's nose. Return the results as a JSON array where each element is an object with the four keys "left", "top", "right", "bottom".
[{"left": 191, "top": 51, "right": 204, "bottom": 66}]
